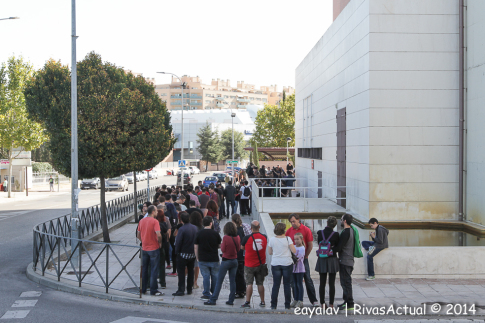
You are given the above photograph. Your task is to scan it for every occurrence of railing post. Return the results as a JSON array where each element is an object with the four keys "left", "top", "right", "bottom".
[
  {"left": 106, "top": 245, "right": 109, "bottom": 294},
  {"left": 58, "top": 237, "right": 61, "bottom": 281}
]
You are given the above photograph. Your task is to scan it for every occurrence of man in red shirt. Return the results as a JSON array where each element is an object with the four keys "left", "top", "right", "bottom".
[
  {"left": 137, "top": 205, "right": 163, "bottom": 296},
  {"left": 285, "top": 213, "right": 318, "bottom": 307},
  {"left": 240, "top": 220, "right": 268, "bottom": 308}
]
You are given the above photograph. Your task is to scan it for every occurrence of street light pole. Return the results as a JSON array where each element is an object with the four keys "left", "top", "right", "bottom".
[
  {"left": 71, "top": 0, "right": 79, "bottom": 220},
  {"left": 231, "top": 112, "right": 236, "bottom": 180},
  {"left": 157, "top": 72, "right": 184, "bottom": 162}
]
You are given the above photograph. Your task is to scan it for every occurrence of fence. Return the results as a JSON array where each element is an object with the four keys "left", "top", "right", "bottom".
[
  {"left": 32, "top": 185, "right": 160, "bottom": 297},
  {"left": 250, "top": 178, "right": 347, "bottom": 213},
  {"left": 32, "top": 172, "right": 70, "bottom": 189}
]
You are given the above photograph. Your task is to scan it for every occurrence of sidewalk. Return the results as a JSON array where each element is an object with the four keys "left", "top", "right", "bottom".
[
  {"left": 0, "top": 189, "right": 70, "bottom": 205},
  {"left": 28, "top": 215, "right": 485, "bottom": 315}
]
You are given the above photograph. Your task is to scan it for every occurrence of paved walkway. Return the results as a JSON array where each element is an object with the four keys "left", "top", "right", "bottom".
[{"left": 36, "top": 215, "right": 485, "bottom": 314}]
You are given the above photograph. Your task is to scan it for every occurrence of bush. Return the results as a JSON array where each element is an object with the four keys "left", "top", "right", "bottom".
[{"left": 32, "top": 162, "right": 53, "bottom": 173}]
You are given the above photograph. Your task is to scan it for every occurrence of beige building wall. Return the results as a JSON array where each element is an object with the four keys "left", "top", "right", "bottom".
[{"left": 155, "top": 76, "right": 292, "bottom": 111}]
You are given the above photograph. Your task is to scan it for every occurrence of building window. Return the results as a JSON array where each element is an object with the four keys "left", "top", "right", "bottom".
[
  {"left": 230, "top": 96, "right": 235, "bottom": 99},
  {"left": 297, "top": 148, "right": 322, "bottom": 160},
  {"left": 206, "top": 94, "right": 211, "bottom": 97},
  {"left": 262, "top": 99, "right": 267, "bottom": 102}
]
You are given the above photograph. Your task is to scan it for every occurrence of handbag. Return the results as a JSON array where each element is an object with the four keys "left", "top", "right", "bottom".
[
  {"left": 252, "top": 233, "right": 268, "bottom": 277},
  {"left": 287, "top": 237, "right": 298, "bottom": 264}
]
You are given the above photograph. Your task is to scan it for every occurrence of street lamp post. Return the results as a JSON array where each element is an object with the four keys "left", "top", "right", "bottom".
[
  {"left": 157, "top": 72, "right": 185, "bottom": 162},
  {"left": 231, "top": 112, "right": 236, "bottom": 180},
  {"left": 71, "top": 0, "right": 79, "bottom": 220},
  {"left": 286, "top": 137, "right": 291, "bottom": 167}
]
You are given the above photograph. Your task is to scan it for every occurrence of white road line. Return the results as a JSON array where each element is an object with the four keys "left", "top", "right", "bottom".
[
  {"left": 110, "top": 317, "right": 189, "bottom": 323},
  {"left": 1, "top": 310, "right": 30, "bottom": 319},
  {"left": 11, "top": 300, "right": 37, "bottom": 308},
  {"left": 20, "top": 291, "right": 42, "bottom": 298}
]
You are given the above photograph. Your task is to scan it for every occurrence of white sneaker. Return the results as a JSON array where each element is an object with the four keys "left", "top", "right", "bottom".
[
  {"left": 290, "top": 300, "right": 298, "bottom": 308},
  {"left": 296, "top": 301, "right": 303, "bottom": 308},
  {"left": 365, "top": 276, "right": 375, "bottom": 281}
]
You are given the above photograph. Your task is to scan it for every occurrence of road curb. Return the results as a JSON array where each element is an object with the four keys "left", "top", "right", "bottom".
[{"left": 25, "top": 262, "right": 295, "bottom": 314}]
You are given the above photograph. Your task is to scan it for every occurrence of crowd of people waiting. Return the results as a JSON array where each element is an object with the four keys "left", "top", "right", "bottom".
[{"left": 137, "top": 179, "right": 369, "bottom": 311}]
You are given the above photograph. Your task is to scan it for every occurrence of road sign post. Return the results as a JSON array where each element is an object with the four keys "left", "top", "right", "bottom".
[{"left": 178, "top": 160, "right": 186, "bottom": 167}]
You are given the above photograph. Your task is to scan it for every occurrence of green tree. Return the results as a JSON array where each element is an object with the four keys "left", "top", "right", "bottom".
[
  {"left": 196, "top": 123, "right": 223, "bottom": 171},
  {"left": 219, "top": 129, "right": 248, "bottom": 161},
  {"left": 250, "top": 139, "right": 260, "bottom": 169},
  {"left": 252, "top": 93, "right": 295, "bottom": 147},
  {"left": 282, "top": 90, "right": 286, "bottom": 103},
  {"left": 25, "top": 52, "right": 172, "bottom": 242},
  {"left": 0, "top": 56, "right": 48, "bottom": 198}
]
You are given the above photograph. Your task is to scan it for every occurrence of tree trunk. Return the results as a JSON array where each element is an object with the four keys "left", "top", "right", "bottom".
[
  {"left": 100, "top": 175, "right": 111, "bottom": 243},
  {"left": 133, "top": 170, "right": 138, "bottom": 223}
]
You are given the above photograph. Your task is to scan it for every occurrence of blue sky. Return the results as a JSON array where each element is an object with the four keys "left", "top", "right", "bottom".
[{"left": 1, "top": 0, "right": 332, "bottom": 89}]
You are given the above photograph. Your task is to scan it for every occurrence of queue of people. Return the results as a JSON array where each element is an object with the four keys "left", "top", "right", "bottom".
[{"left": 136, "top": 181, "right": 388, "bottom": 310}]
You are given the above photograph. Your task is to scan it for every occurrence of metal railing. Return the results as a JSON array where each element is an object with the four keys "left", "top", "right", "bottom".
[
  {"left": 250, "top": 178, "right": 347, "bottom": 212},
  {"left": 32, "top": 185, "right": 160, "bottom": 296}
]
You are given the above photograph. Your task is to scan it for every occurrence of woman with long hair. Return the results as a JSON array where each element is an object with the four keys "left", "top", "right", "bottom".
[
  {"left": 204, "top": 222, "right": 240, "bottom": 306},
  {"left": 231, "top": 214, "right": 246, "bottom": 298},
  {"left": 206, "top": 200, "right": 220, "bottom": 233}
]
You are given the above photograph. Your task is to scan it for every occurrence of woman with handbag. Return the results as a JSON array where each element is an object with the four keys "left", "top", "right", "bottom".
[
  {"left": 204, "top": 222, "right": 240, "bottom": 306},
  {"left": 267, "top": 222, "right": 296, "bottom": 310}
]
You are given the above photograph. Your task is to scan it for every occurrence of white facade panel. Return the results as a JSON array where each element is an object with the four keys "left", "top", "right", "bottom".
[
  {"left": 465, "top": 0, "right": 485, "bottom": 225},
  {"left": 370, "top": 0, "right": 458, "bottom": 15},
  {"left": 369, "top": 14, "right": 458, "bottom": 34},
  {"left": 369, "top": 108, "right": 458, "bottom": 127},
  {"left": 369, "top": 90, "right": 458, "bottom": 108},
  {"left": 369, "top": 127, "right": 459, "bottom": 146},
  {"left": 370, "top": 52, "right": 459, "bottom": 71},
  {"left": 370, "top": 33, "right": 459, "bottom": 52}
]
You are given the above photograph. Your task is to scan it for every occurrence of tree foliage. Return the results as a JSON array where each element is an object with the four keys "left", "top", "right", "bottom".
[
  {"left": 196, "top": 123, "right": 223, "bottom": 170},
  {"left": 0, "top": 56, "right": 48, "bottom": 197},
  {"left": 252, "top": 93, "right": 295, "bottom": 147},
  {"left": 220, "top": 129, "right": 248, "bottom": 161},
  {"left": 25, "top": 52, "right": 173, "bottom": 241}
]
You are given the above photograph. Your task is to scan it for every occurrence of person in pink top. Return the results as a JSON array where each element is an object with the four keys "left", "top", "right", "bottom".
[{"left": 292, "top": 232, "right": 306, "bottom": 308}]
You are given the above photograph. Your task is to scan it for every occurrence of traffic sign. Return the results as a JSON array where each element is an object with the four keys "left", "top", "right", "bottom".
[
  {"left": 178, "top": 160, "right": 186, "bottom": 167},
  {"left": 145, "top": 168, "right": 153, "bottom": 172},
  {"left": 226, "top": 160, "right": 238, "bottom": 164}
]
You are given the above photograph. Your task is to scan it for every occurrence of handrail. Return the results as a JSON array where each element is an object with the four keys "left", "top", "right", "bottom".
[{"left": 32, "top": 185, "right": 161, "bottom": 297}]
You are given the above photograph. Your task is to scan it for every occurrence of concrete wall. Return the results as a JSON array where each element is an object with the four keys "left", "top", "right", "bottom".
[
  {"left": 368, "top": 0, "right": 460, "bottom": 221},
  {"left": 465, "top": 0, "right": 485, "bottom": 225},
  {"left": 295, "top": 0, "right": 371, "bottom": 217},
  {"left": 296, "top": 0, "right": 461, "bottom": 221}
]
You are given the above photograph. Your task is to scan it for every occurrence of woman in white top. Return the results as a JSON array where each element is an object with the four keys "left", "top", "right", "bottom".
[{"left": 268, "top": 222, "right": 296, "bottom": 310}]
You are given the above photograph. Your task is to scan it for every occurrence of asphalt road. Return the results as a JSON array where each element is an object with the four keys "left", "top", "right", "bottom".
[{"left": 0, "top": 173, "right": 464, "bottom": 322}]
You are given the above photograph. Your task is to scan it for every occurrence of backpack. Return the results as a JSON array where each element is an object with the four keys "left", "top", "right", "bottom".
[
  {"left": 165, "top": 203, "right": 178, "bottom": 228},
  {"left": 243, "top": 186, "right": 251, "bottom": 197},
  {"left": 213, "top": 218, "right": 221, "bottom": 234},
  {"left": 316, "top": 230, "right": 335, "bottom": 258},
  {"left": 351, "top": 225, "right": 363, "bottom": 258}
]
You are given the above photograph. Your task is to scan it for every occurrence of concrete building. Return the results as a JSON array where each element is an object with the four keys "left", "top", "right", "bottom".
[
  {"left": 170, "top": 105, "right": 262, "bottom": 161},
  {"left": 155, "top": 75, "right": 294, "bottom": 111},
  {"left": 295, "top": 0, "right": 485, "bottom": 225}
]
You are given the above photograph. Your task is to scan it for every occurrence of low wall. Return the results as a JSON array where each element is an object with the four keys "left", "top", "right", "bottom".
[{"left": 258, "top": 212, "right": 485, "bottom": 279}]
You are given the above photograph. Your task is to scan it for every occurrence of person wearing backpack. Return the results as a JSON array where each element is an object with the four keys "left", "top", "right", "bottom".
[
  {"left": 334, "top": 213, "right": 355, "bottom": 311},
  {"left": 239, "top": 180, "right": 251, "bottom": 216},
  {"left": 361, "top": 218, "right": 389, "bottom": 281},
  {"left": 315, "top": 216, "right": 340, "bottom": 309}
]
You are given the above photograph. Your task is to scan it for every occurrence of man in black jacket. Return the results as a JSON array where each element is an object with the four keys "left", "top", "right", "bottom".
[
  {"left": 334, "top": 213, "right": 355, "bottom": 311},
  {"left": 224, "top": 181, "right": 236, "bottom": 217},
  {"left": 173, "top": 212, "right": 198, "bottom": 296},
  {"left": 362, "top": 218, "right": 389, "bottom": 281}
]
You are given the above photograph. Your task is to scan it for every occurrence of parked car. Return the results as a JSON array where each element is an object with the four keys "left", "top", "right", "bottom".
[
  {"left": 203, "top": 176, "right": 218, "bottom": 187},
  {"left": 213, "top": 172, "right": 231, "bottom": 183},
  {"left": 148, "top": 169, "right": 158, "bottom": 179},
  {"left": 177, "top": 172, "right": 192, "bottom": 189},
  {"left": 188, "top": 166, "right": 200, "bottom": 175},
  {"left": 177, "top": 167, "right": 190, "bottom": 175},
  {"left": 125, "top": 172, "right": 136, "bottom": 184},
  {"left": 105, "top": 175, "right": 129, "bottom": 192},
  {"left": 81, "top": 178, "right": 100, "bottom": 190},
  {"left": 136, "top": 171, "right": 146, "bottom": 181}
]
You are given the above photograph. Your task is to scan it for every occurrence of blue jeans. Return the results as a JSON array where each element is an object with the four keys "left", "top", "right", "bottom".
[
  {"left": 226, "top": 199, "right": 235, "bottom": 216},
  {"left": 271, "top": 264, "right": 293, "bottom": 308},
  {"left": 293, "top": 272, "right": 304, "bottom": 301},
  {"left": 291, "top": 258, "right": 318, "bottom": 304},
  {"left": 362, "top": 241, "right": 383, "bottom": 277},
  {"left": 234, "top": 200, "right": 239, "bottom": 214},
  {"left": 210, "top": 259, "right": 238, "bottom": 303},
  {"left": 199, "top": 261, "right": 220, "bottom": 297},
  {"left": 142, "top": 249, "right": 160, "bottom": 295}
]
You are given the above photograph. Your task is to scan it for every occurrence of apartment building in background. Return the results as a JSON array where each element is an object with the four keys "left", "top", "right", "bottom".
[{"left": 155, "top": 76, "right": 294, "bottom": 111}]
